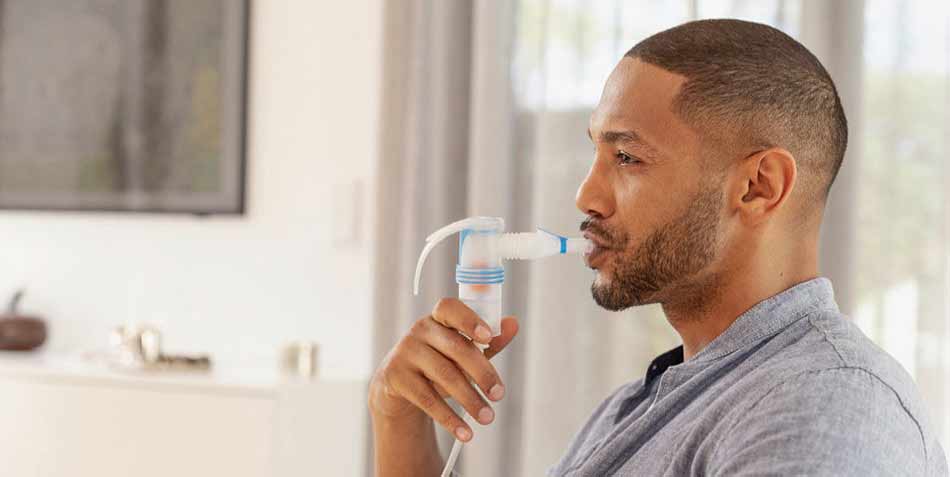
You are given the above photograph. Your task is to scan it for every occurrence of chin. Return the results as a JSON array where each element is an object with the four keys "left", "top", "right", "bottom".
[{"left": 589, "top": 273, "right": 660, "bottom": 311}]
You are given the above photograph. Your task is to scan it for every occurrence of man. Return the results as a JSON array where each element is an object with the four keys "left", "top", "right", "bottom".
[{"left": 368, "top": 19, "right": 948, "bottom": 476}]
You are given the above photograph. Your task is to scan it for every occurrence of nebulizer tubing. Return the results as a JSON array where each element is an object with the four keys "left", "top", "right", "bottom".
[{"left": 413, "top": 216, "right": 589, "bottom": 477}]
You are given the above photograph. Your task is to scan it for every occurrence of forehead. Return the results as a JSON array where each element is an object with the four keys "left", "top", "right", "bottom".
[{"left": 590, "top": 58, "right": 694, "bottom": 155}]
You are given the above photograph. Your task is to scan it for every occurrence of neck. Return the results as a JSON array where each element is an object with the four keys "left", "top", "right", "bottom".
[{"left": 661, "top": 241, "right": 819, "bottom": 360}]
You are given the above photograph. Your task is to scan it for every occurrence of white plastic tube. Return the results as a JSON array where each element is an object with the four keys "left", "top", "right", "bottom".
[
  {"left": 498, "top": 228, "right": 591, "bottom": 260},
  {"left": 415, "top": 219, "right": 590, "bottom": 337},
  {"left": 412, "top": 217, "right": 590, "bottom": 477}
]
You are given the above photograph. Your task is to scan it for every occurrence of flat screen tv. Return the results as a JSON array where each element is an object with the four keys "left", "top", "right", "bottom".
[{"left": 0, "top": 0, "right": 248, "bottom": 214}]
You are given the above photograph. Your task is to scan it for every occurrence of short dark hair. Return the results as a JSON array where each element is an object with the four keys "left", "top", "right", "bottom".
[{"left": 626, "top": 19, "right": 848, "bottom": 203}]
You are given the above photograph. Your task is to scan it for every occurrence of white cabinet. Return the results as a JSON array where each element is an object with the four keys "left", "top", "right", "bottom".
[{"left": 0, "top": 353, "right": 367, "bottom": 477}]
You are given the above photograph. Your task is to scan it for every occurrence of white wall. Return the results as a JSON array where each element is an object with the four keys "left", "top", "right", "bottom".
[{"left": 0, "top": 0, "right": 382, "bottom": 379}]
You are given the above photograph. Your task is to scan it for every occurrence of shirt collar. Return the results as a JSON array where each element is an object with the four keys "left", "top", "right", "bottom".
[{"left": 642, "top": 277, "right": 839, "bottom": 384}]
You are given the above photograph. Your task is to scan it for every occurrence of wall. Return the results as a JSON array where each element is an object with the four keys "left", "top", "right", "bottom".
[{"left": 0, "top": 0, "right": 382, "bottom": 379}]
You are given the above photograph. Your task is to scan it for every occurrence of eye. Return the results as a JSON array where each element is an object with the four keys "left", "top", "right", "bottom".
[{"left": 616, "top": 150, "right": 642, "bottom": 166}]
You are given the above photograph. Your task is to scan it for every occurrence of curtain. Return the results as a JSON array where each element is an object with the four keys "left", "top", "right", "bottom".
[{"left": 370, "top": 1, "right": 950, "bottom": 475}]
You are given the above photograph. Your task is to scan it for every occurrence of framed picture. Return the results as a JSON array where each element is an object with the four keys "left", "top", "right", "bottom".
[{"left": 0, "top": 0, "right": 249, "bottom": 214}]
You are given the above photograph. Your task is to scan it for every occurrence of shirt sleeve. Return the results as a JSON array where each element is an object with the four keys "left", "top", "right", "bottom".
[{"left": 707, "top": 367, "right": 930, "bottom": 477}]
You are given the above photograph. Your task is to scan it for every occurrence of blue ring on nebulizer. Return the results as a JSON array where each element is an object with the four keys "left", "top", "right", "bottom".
[{"left": 455, "top": 265, "right": 505, "bottom": 285}]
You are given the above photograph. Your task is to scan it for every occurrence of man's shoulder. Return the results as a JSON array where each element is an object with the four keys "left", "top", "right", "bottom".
[
  {"left": 712, "top": 360, "right": 947, "bottom": 476},
  {"left": 733, "top": 309, "right": 947, "bottom": 474},
  {"left": 729, "top": 363, "right": 947, "bottom": 475},
  {"left": 762, "top": 306, "right": 918, "bottom": 399}
]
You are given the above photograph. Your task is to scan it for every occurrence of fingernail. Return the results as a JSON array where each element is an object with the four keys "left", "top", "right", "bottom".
[
  {"left": 489, "top": 384, "right": 505, "bottom": 401},
  {"left": 456, "top": 427, "right": 472, "bottom": 441},
  {"left": 475, "top": 325, "right": 491, "bottom": 342},
  {"left": 478, "top": 407, "right": 494, "bottom": 424}
]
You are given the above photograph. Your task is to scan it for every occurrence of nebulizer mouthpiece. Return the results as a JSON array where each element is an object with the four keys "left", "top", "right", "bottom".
[
  {"left": 413, "top": 216, "right": 590, "bottom": 342},
  {"left": 413, "top": 216, "right": 590, "bottom": 477}
]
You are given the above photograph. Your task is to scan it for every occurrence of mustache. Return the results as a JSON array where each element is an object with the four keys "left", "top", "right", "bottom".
[{"left": 580, "top": 217, "right": 623, "bottom": 247}]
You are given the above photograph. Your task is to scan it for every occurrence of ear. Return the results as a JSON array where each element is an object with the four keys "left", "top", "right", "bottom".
[{"left": 733, "top": 148, "right": 797, "bottom": 226}]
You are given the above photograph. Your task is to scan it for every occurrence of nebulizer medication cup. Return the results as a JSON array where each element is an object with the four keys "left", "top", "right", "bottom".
[{"left": 412, "top": 216, "right": 590, "bottom": 476}]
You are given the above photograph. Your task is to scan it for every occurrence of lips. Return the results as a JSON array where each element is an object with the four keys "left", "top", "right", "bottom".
[
  {"left": 586, "top": 246, "right": 610, "bottom": 269},
  {"left": 582, "top": 231, "right": 611, "bottom": 268},
  {"left": 582, "top": 231, "right": 609, "bottom": 249}
]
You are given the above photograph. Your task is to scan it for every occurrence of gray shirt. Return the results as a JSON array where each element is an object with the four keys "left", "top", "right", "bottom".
[{"left": 548, "top": 277, "right": 948, "bottom": 476}]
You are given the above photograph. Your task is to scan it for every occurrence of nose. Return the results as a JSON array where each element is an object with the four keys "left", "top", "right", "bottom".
[{"left": 575, "top": 159, "right": 615, "bottom": 219}]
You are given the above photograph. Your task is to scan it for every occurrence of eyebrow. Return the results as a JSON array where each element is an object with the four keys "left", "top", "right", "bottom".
[{"left": 587, "top": 127, "right": 655, "bottom": 150}]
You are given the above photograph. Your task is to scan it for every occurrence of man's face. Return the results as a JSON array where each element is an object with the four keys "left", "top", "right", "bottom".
[{"left": 577, "top": 58, "right": 725, "bottom": 311}]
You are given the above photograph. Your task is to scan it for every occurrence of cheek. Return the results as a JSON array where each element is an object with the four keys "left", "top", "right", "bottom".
[{"left": 612, "top": 180, "right": 663, "bottom": 241}]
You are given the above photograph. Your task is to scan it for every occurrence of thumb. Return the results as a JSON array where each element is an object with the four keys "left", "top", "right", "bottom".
[{"left": 484, "top": 316, "right": 519, "bottom": 360}]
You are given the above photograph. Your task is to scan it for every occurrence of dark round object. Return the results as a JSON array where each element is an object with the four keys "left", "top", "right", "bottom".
[{"left": 0, "top": 316, "right": 47, "bottom": 351}]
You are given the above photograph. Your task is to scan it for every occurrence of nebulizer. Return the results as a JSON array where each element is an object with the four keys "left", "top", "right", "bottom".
[{"left": 413, "top": 216, "right": 590, "bottom": 476}]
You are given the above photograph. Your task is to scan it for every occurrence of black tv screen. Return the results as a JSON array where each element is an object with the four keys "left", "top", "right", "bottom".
[{"left": 0, "top": 0, "right": 248, "bottom": 214}]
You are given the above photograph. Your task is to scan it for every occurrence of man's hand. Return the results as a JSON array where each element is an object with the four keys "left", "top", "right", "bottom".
[{"left": 368, "top": 298, "right": 519, "bottom": 442}]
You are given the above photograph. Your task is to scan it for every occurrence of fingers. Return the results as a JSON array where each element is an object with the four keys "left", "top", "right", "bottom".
[
  {"left": 389, "top": 367, "right": 474, "bottom": 442},
  {"left": 431, "top": 298, "right": 493, "bottom": 345},
  {"left": 425, "top": 319, "right": 506, "bottom": 402},
  {"left": 484, "top": 316, "right": 519, "bottom": 361},
  {"left": 369, "top": 299, "right": 521, "bottom": 445},
  {"left": 433, "top": 381, "right": 449, "bottom": 397},
  {"left": 412, "top": 340, "right": 496, "bottom": 427}
]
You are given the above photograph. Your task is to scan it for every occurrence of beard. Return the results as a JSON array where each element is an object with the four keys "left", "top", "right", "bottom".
[{"left": 582, "top": 184, "right": 723, "bottom": 311}]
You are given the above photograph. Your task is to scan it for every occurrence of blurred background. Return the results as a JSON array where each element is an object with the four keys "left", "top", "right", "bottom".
[{"left": 0, "top": 0, "right": 946, "bottom": 476}]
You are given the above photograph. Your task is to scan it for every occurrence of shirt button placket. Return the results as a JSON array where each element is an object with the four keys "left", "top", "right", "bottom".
[{"left": 655, "top": 369, "right": 679, "bottom": 402}]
